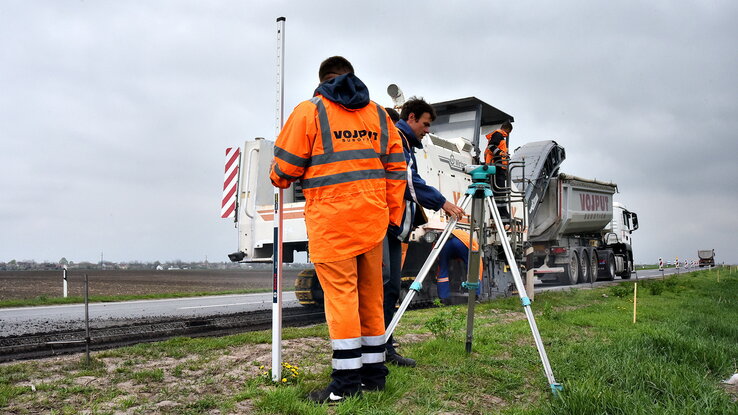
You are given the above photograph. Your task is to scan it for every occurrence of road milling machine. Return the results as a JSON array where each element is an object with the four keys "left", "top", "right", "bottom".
[{"left": 222, "top": 95, "right": 638, "bottom": 307}]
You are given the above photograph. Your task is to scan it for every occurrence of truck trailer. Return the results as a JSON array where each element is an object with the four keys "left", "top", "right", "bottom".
[{"left": 698, "top": 249, "right": 715, "bottom": 267}]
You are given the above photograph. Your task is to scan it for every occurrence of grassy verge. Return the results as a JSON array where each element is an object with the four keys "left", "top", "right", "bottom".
[
  {"left": 0, "top": 289, "right": 276, "bottom": 309},
  {"left": 2, "top": 269, "right": 736, "bottom": 414}
]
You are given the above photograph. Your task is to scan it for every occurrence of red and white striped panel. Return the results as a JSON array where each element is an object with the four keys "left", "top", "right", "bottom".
[{"left": 221, "top": 147, "right": 240, "bottom": 218}]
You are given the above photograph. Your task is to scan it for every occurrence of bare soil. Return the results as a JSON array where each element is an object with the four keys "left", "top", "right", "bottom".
[
  {"left": 2, "top": 334, "right": 333, "bottom": 414},
  {"left": 0, "top": 269, "right": 303, "bottom": 301}
]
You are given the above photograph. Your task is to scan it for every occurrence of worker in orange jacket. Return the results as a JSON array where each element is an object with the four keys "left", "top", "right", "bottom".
[
  {"left": 270, "top": 56, "right": 406, "bottom": 403},
  {"left": 437, "top": 229, "right": 483, "bottom": 302},
  {"left": 484, "top": 120, "right": 512, "bottom": 218}
]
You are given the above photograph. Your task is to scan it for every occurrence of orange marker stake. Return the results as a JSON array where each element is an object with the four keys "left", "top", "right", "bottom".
[{"left": 632, "top": 283, "right": 638, "bottom": 324}]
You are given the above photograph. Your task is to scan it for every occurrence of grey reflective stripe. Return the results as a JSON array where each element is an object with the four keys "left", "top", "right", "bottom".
[
  {"left": 311, "top": 149, "right": 378, "bottom": 166},
  {"left": 274, "top": 146, "right": 309, "bottom": 168},
  {"left": 332, "top": 337, "right": 361, "bottom": 350},
  {"left": 310, "top": 97, "right": 333, "bottom": 154},
  {"left": 399, "top": 200, "right": 414, "bottom": 240},
  {"left": 361, "top": 335, "right": 386, "bottom": 346},
  {"left": 380, "top": 153, "right": 405, "bottom": 164},
  {"left": 385, "top": 170, "right": 405, "bottom": 181},
  {"left": 361, "top": 352, "right": 385, "bottom": 364},
  {"left": 274, "top": 163, "right": 300, "bottom": 181},
  {"left": 401, "top": 157, "right": 418, "bottom": 238},
  {"left": 406, "top": 161, "right": 418, "bottom": 203},
  {"left": 301, "top": 169, "right": 385, "bottom": 189},
  {"left": 332, "top": 357, "right": 363, "bottom": 370},
  {"left": 376, "top": 103, "right": 389, "bottom": 155}
]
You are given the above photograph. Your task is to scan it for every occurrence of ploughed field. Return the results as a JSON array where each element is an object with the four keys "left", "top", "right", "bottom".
[{"left": 0, "top": 269, "right": 303, "bottom": 301}]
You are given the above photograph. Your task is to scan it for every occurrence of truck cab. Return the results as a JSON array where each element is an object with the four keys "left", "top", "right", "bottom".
[{"left": 606, "top": 202, "right": 639, "bottom": 245}]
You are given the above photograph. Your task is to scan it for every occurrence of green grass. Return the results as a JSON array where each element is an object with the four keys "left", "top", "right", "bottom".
[
  {"left": 1, "top": 268, "right": 736, "bottom": 414},
  {"left": 0, "top": 288, "right": 276, "bottom": 309}
]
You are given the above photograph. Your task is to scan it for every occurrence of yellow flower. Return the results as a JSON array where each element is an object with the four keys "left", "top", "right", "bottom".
[{"left": 281, "top": 378, "right": 287, "bottom": 383}]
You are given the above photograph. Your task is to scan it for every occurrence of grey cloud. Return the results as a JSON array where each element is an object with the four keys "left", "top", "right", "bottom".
[{"left": 1, "top": 1, "right": 736, "bottom": 264}]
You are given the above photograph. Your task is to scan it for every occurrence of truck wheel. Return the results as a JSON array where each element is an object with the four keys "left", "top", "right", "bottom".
[
  {"left": 589, "top": 250, "right": 599, "bottom": 283},
  {"left": 562, "top": 252, "right": 579, "bottom": 285},
  {"left": 602, "top": 253, "right": 616, "bottom": 281},
  {"left": 620, "top": 259, "right": 633, "bottom": 279},
  {"left": 578, "top": 250, "right": 589, "bottom": 284},
  {"left": 294, "top": 268, "right": 324, "bottom": 307}
]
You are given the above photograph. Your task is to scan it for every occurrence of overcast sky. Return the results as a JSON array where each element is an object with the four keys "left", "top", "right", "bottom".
[{"left": 1, "top": 1, "right": 736, "bottom": 265}]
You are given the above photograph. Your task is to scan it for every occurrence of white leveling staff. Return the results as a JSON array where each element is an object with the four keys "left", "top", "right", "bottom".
[{"left": 271, "top": 16, "right": 286, "bottom": 382}]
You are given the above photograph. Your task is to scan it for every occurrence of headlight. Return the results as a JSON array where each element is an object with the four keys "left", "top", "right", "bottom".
[{"left": 423, "top": 231, "right": 438, "bottom": 244}]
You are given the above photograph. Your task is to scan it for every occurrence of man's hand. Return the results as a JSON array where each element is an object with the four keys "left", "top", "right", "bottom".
[{"left": 442, "top": 201, "right": 465, "bottom": 220}]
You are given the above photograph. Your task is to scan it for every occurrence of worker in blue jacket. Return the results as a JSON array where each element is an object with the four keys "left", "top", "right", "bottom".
[
  {"left": 437, "top": 229, "right": 482, "bottom": 303},
  {"left": 382, "top": 97, "right": 465, "bottom": 367}
]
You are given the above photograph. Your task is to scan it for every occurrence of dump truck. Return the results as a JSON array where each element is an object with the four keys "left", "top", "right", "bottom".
[
  {"left": 510, "top": 141, "right": 639, "bottom": 285},
  {"left": 698, "top": 249, "right": 715, "bottom": 267},
  {"left": 222, "top": 94, "right": 638, "bottom": 305}
]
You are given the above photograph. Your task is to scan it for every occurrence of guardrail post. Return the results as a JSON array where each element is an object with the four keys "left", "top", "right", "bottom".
[{"left": 63, "top": 266, "right": 68, "bottom": 298}]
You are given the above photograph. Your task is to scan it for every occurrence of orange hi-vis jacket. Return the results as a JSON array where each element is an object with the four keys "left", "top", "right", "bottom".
[
  {"left": 270, "top": 95, "right": 407, "bottom": 263},
  {"left": 484, "top": 129, "right": 509, "bottom": 168}
]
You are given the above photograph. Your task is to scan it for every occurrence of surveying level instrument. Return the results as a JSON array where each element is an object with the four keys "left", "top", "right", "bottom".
[{"left": 385, "top": 164, "right": 563, "bottom": 395}]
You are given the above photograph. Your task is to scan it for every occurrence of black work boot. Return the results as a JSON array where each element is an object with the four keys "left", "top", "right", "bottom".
[
  {"left": 308, "top": 368, "right": 362, "bottom": 404},
  {"left": 359, "top": 362, "right": 388, "bottom": 391},
  {"left": 386, "top": 352, "right": 416, "bottom": 367},
  {"left": 307, "top": 386, "right": 361, "bottom": 404}
]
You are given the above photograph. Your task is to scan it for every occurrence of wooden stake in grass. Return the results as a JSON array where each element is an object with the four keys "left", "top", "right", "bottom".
[
  {"left": 632, "top": 282, "right": 638, "bottom": 324},
  {"left": 717, "top": 270, "right": 720, "bottom": 283}
]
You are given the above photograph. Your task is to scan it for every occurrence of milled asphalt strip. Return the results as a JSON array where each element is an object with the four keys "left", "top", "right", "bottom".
[{"left": 178, "top": 301, "right": 265, "bottom": 310}]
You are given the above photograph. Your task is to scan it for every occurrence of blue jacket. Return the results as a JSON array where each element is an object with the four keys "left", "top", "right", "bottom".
[{"left": 388, "top": 119, "right": 447, "bottom": 241}]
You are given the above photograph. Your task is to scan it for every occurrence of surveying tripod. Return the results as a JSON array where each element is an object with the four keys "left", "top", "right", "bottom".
[{"left": 384, "top": 165, "right": 563, "bottom": 395}]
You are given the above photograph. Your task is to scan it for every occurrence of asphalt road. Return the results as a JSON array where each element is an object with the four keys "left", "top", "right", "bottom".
[
  {"left": 536, "top": 266, "right": 684, "bottom": 294},
  {"left": 0, "top": 266, "right": 697, "bottom": 338},
  {"left": 0, "top": 291, "right": 300, "bottom": 337}
]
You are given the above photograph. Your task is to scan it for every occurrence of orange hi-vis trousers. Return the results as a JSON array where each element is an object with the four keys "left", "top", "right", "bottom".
[{"left": 314, "top": 241, "right": 386, "bottom": 370}]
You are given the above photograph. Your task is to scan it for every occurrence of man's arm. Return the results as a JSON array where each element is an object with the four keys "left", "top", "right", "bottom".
[
  {"left": 269, "top": 101, "right": 316, "bottom": 188},
  {"left": 486, "top": 131, "right": 504, "bottom": 154},
  {"left": 406, "top": 155, "right": 445, "bottom": 211},
  {"left": 406, "top": 156, "right": 463, "bottom": 219}
]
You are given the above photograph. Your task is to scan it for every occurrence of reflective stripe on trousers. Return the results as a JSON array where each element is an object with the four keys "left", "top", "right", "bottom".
[{"left": 314, "top": 242, "right": 386, "bottom": 370}]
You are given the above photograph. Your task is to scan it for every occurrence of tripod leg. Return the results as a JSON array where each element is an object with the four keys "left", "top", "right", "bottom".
[
  {"left": 384, "top": 194, "right": 473, "bottom": 342},
  {"left": 464, "top": 194, "right": 484, "bottom": 353},
  {"left": 485, "top": 197, "right": 563, "bottom": 395}
]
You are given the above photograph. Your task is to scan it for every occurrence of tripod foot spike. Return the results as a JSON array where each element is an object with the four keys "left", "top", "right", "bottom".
[{"left": 550, "top": 383, "right": 564, "bottom": 396}]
